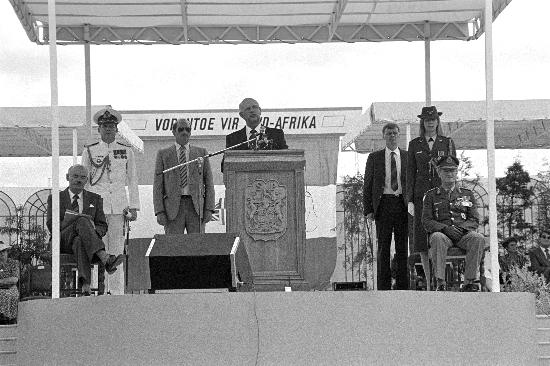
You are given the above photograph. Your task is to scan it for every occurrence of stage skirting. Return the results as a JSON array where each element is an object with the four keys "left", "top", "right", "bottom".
[{"left": 17, "top": 292, "right": 535, "bottom": 365}]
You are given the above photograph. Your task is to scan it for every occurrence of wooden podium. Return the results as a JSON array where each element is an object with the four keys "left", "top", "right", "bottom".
[{"left": 224, "top": 150, "right": 307, "bottom": 290}]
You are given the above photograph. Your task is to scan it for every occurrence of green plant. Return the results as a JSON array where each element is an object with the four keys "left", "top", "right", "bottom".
[
  {"left": 503, "top": 265, "right": 550, "bottom": 315},
  {"left": 339, "top": 173, "right": 374, "bottom": 286},
  {"left": 0, "top": 205, "right": 51, "bottom": 298}
]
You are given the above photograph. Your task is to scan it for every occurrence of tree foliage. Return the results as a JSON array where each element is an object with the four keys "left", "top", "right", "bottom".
[
  {"left": 535, "top": 159, "right": 550, "bottom": 230},
  {"left": 496, "top": 161, "right": 535, "bottom": 240}
]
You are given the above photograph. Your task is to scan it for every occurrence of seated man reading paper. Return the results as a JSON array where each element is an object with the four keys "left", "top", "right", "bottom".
[{"left": 47, "top": 164, "right": 124, "bottom": 295}]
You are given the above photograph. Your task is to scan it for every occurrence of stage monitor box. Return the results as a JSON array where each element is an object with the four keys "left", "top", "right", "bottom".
[
  {"left": 146, "top": 233, "right": 253, "bottom": 292},
  {"left": 332, "top": 281, "right": 367, "bottom": 291}
]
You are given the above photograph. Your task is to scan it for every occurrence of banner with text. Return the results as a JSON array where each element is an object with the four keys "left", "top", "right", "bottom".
[{"left": 122, "top": 108, "right": 365, "bottom": 136}]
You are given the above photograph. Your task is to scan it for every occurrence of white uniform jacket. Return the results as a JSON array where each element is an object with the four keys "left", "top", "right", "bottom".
[{"left": 81, "top": 140, "right": 140, "bottom": 215}]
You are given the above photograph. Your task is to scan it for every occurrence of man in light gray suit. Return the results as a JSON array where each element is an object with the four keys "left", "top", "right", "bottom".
[{"left": 153, "top": 118, "right": 215, "bottom": 234}]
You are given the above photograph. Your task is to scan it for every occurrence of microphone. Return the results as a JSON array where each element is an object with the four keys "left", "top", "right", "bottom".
[{"left": 257, "top": 125, "right": 271, "bottom": 150}]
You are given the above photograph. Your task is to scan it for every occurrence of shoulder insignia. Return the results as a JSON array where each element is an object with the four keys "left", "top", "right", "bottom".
[
  {"left": 84, "top": 142, "right": 99, "bottom": 148},
  {"left": 116, "top": 141, "right": 131, "bottom": 147}
]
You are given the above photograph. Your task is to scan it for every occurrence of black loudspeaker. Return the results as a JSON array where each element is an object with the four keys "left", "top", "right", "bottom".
[
  {"left": 147, "top": 233, "right": 253, "bottom": 292},
  {"left": 332, "top": 281, "right": 367, "bottom": 291}
]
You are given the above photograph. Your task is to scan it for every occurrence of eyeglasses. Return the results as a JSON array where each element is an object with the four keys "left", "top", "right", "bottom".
[
  {"left": 177, "top": 127, "right": 191, "bottom": 133},
  {"left": 384, "top": 132, "right": 399, "bottom": 136},
  {"left": 542, "top": 234, "right": 550, "bottom": 239}
]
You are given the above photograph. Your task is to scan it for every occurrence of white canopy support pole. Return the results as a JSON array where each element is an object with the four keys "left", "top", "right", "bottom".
[
  {"left": 48, "top": 0, "right": 60, "bottom": 299},
  {"left": 84, "top": 25, "right": 92, "bottom": 140},
  {"left": 484, "top": 0, "right": 499, "bottom": 292},
  {"left": 424, "top": 22, "right": 431, "bottom": 106},
  {"left": 72, "top": 128, "right": 78, "bottom": 164}
]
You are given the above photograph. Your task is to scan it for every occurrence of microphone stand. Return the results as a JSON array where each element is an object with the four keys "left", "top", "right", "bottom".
[
  {"left": 197, "top": 158, "right": 204, "bottom": 234},
  {"left": 160, "top": 135, "right": 262, "bottom": 232},
  {"left": 162, "top": 135, "right": 261, "bottom": 174}
]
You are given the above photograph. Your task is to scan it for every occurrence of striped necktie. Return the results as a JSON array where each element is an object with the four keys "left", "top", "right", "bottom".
[
  {"left": 71, "top": 194, "right": 79, "bottom": 213},
  {"left": 179, "top": 146, "right": 188, "bottom": 188}
]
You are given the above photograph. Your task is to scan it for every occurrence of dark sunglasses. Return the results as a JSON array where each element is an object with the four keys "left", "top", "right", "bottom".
[
  {"left": 177, "top": 127, "right": 191, "bottom": 133},
  {"left": 542, "top": 234, "right": 550, "bottom": 239}
]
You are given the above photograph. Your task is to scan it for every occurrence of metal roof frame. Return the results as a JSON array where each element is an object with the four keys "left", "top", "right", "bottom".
[{"left": 9, "top": 0, "right": 512, "bottom": 45}]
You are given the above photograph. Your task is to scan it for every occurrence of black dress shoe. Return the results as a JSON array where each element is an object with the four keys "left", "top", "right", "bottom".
[
  {"left": 436, "top": 283, "right": 447, "bottom": 291},
  {"left": 105, "top": 254, "right": 124, "bottom": 275},
  {"left": 461, "top": 283, "right": 480, "bottom": 292}
]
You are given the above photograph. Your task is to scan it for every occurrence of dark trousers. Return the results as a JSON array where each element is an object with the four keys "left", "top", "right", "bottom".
[
  {"left": 61, "top": 216, "right": 105, "bottom": 284},
  {"left": 375, "top": 195, "right": 409, "bottom": 290}
]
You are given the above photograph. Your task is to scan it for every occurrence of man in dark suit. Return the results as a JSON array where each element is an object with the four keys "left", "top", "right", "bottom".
[
  {"left": 154, "top": 118, "right": 215, "bottom": 234},
  {"left": 47, "top": 165, "right": 124, "bottom": 294},
  {"left": 223, "top": 98, "right": 288, "bottom": 170},
  {"left": 363, "top": 122, "right": 408, "bottom": 290},
  {"left": 529, "top": 229, "right": 550, "bottom": 282}
]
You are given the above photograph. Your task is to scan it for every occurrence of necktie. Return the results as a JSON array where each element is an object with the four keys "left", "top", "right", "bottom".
[
  {"left": 545, "top": 248, "right": 549, "bottom": 260},
  {"left": 179, "top": 146, "right": 188, "bottom": 188},
  {"left": 71, "top": 194, "right": 79, "bottom": 213},
  {"left": 390, "top": 152, "right": 398, "bottom": 191},
  {"left": 249, "top": 129, "right": 257, "bottom": 149},
  {"left": 427, "top": 137, "right": 434, "bottom": 151}
]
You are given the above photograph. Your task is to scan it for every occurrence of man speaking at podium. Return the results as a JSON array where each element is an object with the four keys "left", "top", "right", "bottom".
[
  {"left": 154, "top": 118, "right": 215, "bottom": 234},
  {"left": 226, "top": 98, "right": 288, "bottom": 152}
]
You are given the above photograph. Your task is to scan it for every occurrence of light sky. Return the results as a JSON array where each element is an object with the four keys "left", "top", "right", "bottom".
[{"left": 0, "top": 1, "right": 549, "bottom": 187}]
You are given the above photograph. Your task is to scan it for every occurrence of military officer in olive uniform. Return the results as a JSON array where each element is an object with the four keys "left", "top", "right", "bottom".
[
  {"left": 407, "top": 106, "right": 456, "bottom": 290},
  {"left": 81, "top": 107, "right": 140, "bottom": 295},
  {"left": 422, "top": 155, "right": 485, "bottom": 292}
]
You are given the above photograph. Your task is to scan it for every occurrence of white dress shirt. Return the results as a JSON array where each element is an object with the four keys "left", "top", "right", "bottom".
[{"left": 383, "top": 147, "right": 402, "bottom": 195}]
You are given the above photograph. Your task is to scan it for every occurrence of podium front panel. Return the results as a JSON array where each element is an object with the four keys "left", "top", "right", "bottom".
[{"left": 224, "top": 150, "right": 307, "bottom": 290}]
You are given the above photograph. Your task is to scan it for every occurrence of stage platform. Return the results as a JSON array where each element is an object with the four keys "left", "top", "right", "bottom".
[{"left": 17, "top": 291, "right": 535, "bottom": 365}]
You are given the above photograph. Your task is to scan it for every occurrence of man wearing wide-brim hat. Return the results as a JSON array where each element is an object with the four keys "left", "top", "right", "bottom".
[
  {"left": 81, "top": 106, "right": 140, "bottom": 295},
  {"left": 421, "top": 155, "right": 485, "bottom": 292}
]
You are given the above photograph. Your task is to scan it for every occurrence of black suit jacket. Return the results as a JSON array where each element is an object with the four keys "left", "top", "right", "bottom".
[
  {"left": 222, "top": 126, "right": 288, "bottom": 171},
  {"left": 529, "top": 246, "right": 550, "bottom": 280},
  {"left": 363, "top": 148, "right": 407, "bottom": 218},
  {"left": 46, "top": 188, "right": 108, "bottom": 240},
  {"left": 225, "top": 126, "right": 288, "bottom": 151}
]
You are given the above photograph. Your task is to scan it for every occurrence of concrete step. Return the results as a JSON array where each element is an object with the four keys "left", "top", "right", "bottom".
[
  {"left": 539, "top": 328, "right": 550, "bottom": 343},
  {"left": 0, "top": 337, "right": 16, "bottom": 353},
  {"left": 539, "top": 317, "right": 550, "bottom": 363},
  {"left": 0, "top": 350, "right": 16, "bottom": 365},
  {"left": 0, "top": 326, "right": 16, "bottom": 339},
  {"left": 538, "top": 315, "right": 550, "bottom": 328}
]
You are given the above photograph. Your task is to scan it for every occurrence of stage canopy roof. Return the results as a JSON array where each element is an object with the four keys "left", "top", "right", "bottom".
[
  {"left": 10, "top": 0, "right": 511, "bottom": 45},
  {"left": 343, "top": 99, "right": 550, "bottom": 153},
  {"left": 0, "top": 106, "right": 144, "bottom": 157}
]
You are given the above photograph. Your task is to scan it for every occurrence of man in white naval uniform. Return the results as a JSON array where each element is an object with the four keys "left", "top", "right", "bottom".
[{"left": 82, "top": 107, "right": 140, "bottom": 295}]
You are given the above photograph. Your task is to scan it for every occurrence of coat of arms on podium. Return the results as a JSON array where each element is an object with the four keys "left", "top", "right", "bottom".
[{"left": 245, "top": 179, "right": 287, "bottom": 241}]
